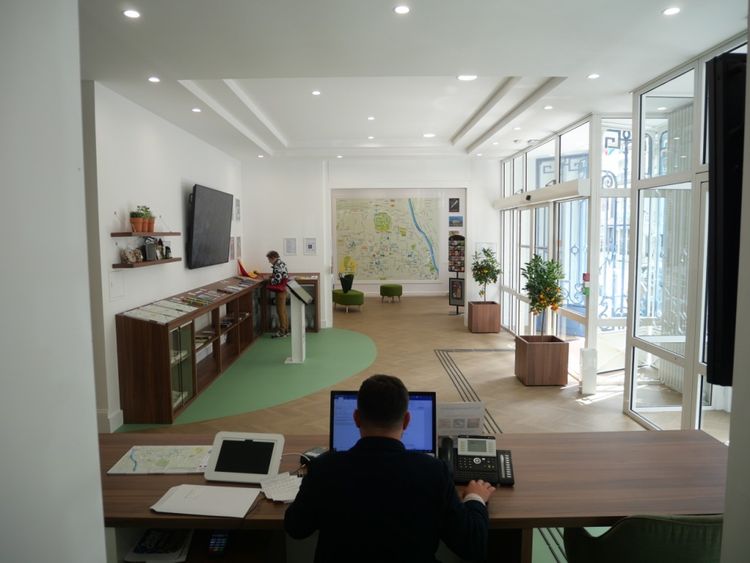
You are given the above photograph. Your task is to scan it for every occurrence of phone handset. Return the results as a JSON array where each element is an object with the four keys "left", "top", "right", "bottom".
[{"left": 438, "top": 435, "right": 454, "bottom": 469}]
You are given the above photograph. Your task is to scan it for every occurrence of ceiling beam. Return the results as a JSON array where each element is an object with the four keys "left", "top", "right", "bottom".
[
  {"left": 179, "top": 79, "right": 276, "bottom": 156},
  {"left": 451, "top": 76, "right": 520, "bottom": 145},
  {"left": 465, "top": 76, "right": 566, "bottom": 154},
  {"left": 224, "top": 79, "right": 289, "bottom": 148}
]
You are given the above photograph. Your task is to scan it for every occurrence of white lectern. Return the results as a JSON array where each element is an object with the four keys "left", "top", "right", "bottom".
[{"left": 284, "top": 279, "right": 313, "bottom": 364}]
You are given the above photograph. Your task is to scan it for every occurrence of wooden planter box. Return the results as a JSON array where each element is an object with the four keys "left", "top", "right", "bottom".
[
  {"left": 515, "top": 335, "right": 569, "bottom": 386},
  {"left": 468, "top": 301, "right": 500, "bottom": 333}
]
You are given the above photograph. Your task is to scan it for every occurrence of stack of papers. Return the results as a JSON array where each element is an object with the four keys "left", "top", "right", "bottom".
[
  {"left": 259, "top": 472, "right": 302, "bottom": 503},
  {"left": 151, "top": 484, "right": 261, "bottom": 518}
]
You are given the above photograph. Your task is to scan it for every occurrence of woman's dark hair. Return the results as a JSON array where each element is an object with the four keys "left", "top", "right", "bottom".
[
  {"left": 266, "top": 250, "right": 279, "bottom": 259},
  {"left": 357, "top": 374, "right": 408, "bottom": 428}
]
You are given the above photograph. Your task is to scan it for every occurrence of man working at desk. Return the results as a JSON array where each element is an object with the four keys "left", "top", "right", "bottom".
[{"left": 284, "top": 374, "right": 495, "bottom": 562}]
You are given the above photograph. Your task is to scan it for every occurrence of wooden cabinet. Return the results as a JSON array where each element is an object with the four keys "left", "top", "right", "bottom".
[
  {"left": 116, "top": 274, "right": 319, "bottom": 424},
  {"left": 116, "top": 277, "right": 265, "bottom": 424}
]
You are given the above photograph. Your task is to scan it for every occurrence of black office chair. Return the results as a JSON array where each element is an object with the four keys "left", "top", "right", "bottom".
[{"left": 564, "top": 515, "right": 723, "bottom": 563}]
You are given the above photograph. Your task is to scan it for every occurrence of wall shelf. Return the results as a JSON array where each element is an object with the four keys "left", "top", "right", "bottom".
[
  {"left": 111, "top": 231, "right": 181, "bottom": 237},
  {"left": 112, "top": 258, "right": 182, "bottom": 268}
]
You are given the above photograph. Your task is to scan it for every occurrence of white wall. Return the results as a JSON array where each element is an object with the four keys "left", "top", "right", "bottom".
[
  {"left": 86, "top": 84, "right": 242, "bottom": 430},
  {"left": 242, "top": 156, "right": 501, "bottom": 327},
  {"left": 0, "top": 1, "right": 106, "bottom": 561},
  {"left": 720, "top": 10, "right": 750, "bottom": 558}
]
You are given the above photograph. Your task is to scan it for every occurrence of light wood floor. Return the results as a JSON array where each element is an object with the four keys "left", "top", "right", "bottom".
[{"left": 147, "top": 295, "right": 642, "bottom": 436}]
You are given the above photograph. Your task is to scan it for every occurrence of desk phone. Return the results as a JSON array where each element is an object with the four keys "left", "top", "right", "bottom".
[{"left": 439, "top": 435, "right": 515, "bottom": 486}]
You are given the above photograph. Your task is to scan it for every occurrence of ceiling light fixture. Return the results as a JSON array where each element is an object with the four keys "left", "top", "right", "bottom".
[
  {"left": 311, "top": 90, "right": 321, "bottom": 96},
  {"left": 457, "top": 75, "right": 478, "bottom": 81},
  {"left": 367, "top": 116, "right": 375, "bottom": 121},
  {"left": 191, "top": 108, "right": 201, "bottom": 113},
  {"left": 587, "top": 73, "right": 600, "bottom": 80},
  {"left": 492, "top": 142, "right": 499, "bottom": 145},
  {"left": 394, "top": 5, "right": 410, "bottom": 15},
  {"left": 657, "top": 106, "right": 668, "bottom": 111},
  {"left": 368, "top": 136, "right": 375, "bottom": 140},
  {"left": 423, "top": 133, "right": 436, "bottom": 138},
  {"left": 543, "top": 105, "right": 553, "bottom": 110},
  {"left": 662, "top": 7, "right": 681, "bottom": 16},
  {"left": 476, "top": 153, "right": 483, "bottom": 157},
  {"left": 513, "top": 126, "right": 522, "bottom": 131},
  {"left": 123, "top": 9, "right": 140, "bottom": 18},
  {"left": 148, "top": 76, "right": 160, "bottom": 83},
  {"left": 336, "top": 155, "right": 343, "bottom": 159}
]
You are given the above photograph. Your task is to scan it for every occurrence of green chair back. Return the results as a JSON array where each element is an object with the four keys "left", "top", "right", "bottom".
[{"left": 564, "top": 515, "right": 723, "bottom": 563}]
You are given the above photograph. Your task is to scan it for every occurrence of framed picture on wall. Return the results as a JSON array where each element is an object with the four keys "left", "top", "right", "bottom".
[
  {"left": 449, "top": 215, "right": 464, "bottom": 227},
  {"left": 449, "top": 198, "right": 460, "bottom": 212},
  {"left": 304, "top": 237, "right": 317, "bottom": 256},
  {"left": 448, "top": 278, "right": 465, "bottom": 307},
  {"left": 229, "top": 236, "right": 235, "bottom": 260},
  {"left": 235, "top": 236, "right": 242, "bottom": 259},
  {"left": 284, "top": 237, "right": 297, "bottom": 256},
  {"left": 234, "top": 198, "right": 241, "bottom": 221}
]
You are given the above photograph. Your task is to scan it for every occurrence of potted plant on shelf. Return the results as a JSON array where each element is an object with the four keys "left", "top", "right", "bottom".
[
  {"left": 129, "top": 209, "right": 144, "bottom": 232},
  {"left": 467, "top": 247, "right": 502, "bottom": 333},
  {"left": 137, "top": 205, "right": 155, "bottom": 232},
  {"left": 515, "top": 254, "right": 569, "bottom": 386}
]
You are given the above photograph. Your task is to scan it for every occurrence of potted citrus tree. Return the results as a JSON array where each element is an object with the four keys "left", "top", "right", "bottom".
[
  {"left": 515, "top": 254, "right": 569, "bottom": 385},
  {"left": 468, "top": 247, "right": 502, "bottom": 333}
]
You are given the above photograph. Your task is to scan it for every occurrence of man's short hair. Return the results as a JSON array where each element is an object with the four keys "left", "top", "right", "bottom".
[
  {"left": 266, "top": 250, "right": 279, "bottom": 260},
  {"left": 357, "top": 374, "right": 408, "bottom": 428}
]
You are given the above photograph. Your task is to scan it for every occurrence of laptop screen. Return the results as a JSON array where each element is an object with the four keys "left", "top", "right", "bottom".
[{"left": 329, "top": 390, "right": 437, "bottom": 454}]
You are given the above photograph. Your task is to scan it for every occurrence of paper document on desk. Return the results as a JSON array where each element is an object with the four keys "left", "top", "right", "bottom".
[
  {"left": 151, "top": 484, "right": 261, "bottom": 518},
  {"left": 437, "top": 402, "right": 484, "bottom": 437}
]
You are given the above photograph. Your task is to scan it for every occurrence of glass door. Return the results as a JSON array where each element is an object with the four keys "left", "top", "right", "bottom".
[{"left": 170, "top": 321, "right": 195, "bottom": 412}]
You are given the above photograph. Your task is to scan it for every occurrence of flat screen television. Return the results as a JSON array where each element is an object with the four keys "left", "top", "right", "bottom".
[
  {"left": 186, "top": 184, "right": 233, "bottom": 269},
  {"left": 705, "top": 52, "right": 746, "bottom": 387}
]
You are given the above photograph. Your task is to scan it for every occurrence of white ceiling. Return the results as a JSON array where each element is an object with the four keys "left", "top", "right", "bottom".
[{"left": 78, "top": 0, "right": 747, "bottom": 161}]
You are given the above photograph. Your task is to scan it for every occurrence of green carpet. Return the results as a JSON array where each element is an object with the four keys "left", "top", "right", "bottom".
[{"left": 118, "top": 328, "right": 376, "bottom": 431}]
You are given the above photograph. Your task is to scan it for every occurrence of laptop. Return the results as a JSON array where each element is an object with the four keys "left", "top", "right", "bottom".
[{"left": 329, "top": 390, "right": 437, "bottom": 454}]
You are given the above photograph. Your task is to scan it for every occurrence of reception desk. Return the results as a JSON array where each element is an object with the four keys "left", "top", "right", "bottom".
[{"left": 100, "top": 430, "right": 727, "bottom": 562}]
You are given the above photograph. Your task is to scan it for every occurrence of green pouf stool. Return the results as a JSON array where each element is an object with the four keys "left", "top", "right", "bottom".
[
  {"left": 380, "top": 283, "right": 403, "bottom": 303},
  {"left": 332, "top": 289, "right": 364, "bottom": 312}
]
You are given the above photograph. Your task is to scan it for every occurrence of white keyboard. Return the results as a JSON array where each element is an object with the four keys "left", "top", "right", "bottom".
[{"left": 259, "top": 472, "right": 301, "bottom": 503}]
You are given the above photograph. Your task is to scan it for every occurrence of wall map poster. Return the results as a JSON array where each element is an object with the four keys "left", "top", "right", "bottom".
[{"left": 336, "top": 198, "right": 440, "bottom": 280}]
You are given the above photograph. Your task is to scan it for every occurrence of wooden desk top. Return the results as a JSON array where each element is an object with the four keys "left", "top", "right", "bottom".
[{"left": 99, "top": 430, "right": 727, "bottom": 530}]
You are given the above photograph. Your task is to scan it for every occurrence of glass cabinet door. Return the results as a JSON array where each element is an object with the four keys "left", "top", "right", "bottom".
[{"left": 170, "top": 322, "right": 195, "bottom": 411}]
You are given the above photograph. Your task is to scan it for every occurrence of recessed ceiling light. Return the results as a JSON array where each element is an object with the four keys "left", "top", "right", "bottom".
[
  {"left": 336, "top": 155, "right": 343, "bottom": 159},
  {"left": 476, "top": 153, "right": 483, "bottom": 157},
  {"left": 662, "top": 7, "right": 681, "bottom": 16},
  {"left": 257, "top": 154, "right": 264, "bottom": 159},
  {"left": 674, "top": 136, "right": 681, "bottom": 140},
  {"left": 367, "top": 116, "right": 375, "bottom": 121},
  {"left": 587, "top": 73, "right": 600, "bottom": 80},
  {"left": 680, "top": 155, "right": 687, "bottom": 158},
  {"left": 311, "top": 90, "right": 321, "bottom": 96},
  {"left": 457, "top": 75, "right": 478, "bottom": 81},
  {"left": 423, "top": 133, "right": 436, "bottom": 138},
  {"left": 543, "top": 105, "right": 553, "bottom": 110},
  {"left": 148, "top": 76, "right": 160, "bottom": 83},
  {"left": 368, "top": 136, "right": 375, "bottom": 140},
  {"left": 657, "top": 106, "right": 668, "bottom": 111},
  {"left": 191, "top": 108, "right": 201, "bottom": 113},
  {"left": 394, "top": 5, "right": 410, "bottom": 15},
  {"left": 492, "top": 141, "right": 499, "bottom": 145},
  {"left": 123, "top": 9, "right": 140, "bottom": 18},
  {"left": 513, "top": 126, "right": 522, "bottom": 131}
]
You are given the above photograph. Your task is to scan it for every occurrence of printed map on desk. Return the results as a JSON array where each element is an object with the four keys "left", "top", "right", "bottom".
[{"left": 107, "top": 445, "right": 212, "bottom": 474}]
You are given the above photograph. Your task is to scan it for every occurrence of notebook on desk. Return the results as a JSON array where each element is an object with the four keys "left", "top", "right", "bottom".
[{"left": 329, "top": 390, "right": 437, "bottom": 454}]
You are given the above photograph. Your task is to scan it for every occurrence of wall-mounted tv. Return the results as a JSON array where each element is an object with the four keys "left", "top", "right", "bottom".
[{"left": 186, "top": 184, "right": 233, "bottom": 269}]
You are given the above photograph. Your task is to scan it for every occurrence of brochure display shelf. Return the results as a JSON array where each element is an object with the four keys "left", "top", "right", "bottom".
[{"left": 115, "top": 276, "right": 265, "bottom": 424}]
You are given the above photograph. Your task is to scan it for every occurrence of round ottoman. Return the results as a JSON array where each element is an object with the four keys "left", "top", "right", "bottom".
[
  {"left": 379, "top": 284, "right": 403, "bottom": 303},
  {"left": 332, "top": 289, "right": 364, "bottom": 312}
]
